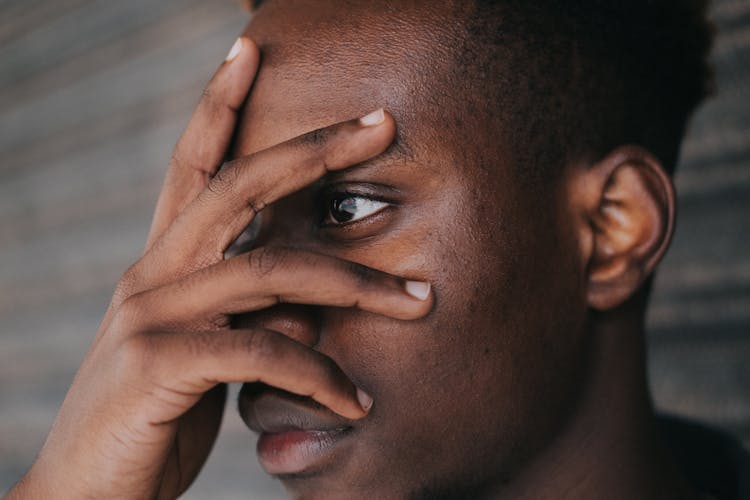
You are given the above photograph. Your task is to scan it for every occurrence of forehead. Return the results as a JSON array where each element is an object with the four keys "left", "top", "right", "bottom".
[{"left": 235, "top": 0, "right": 473, "bottom": 158}]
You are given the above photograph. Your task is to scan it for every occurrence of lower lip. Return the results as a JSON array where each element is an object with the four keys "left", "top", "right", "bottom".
[{"left": 256, "top": 428, "right": 350, "bottom": 475}]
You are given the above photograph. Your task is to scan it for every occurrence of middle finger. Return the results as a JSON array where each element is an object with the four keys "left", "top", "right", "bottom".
[{"left": 119, "top": 246, "right": 433, "bottom": 333}]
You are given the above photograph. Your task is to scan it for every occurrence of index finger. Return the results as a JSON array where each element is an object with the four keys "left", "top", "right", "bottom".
[{"left": 147, "top": 36, "right": 260, "bottom": 249}]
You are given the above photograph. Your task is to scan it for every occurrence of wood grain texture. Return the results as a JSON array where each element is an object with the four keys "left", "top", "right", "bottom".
[{"left": 0, "top": 0, "right": 748, "bottom": 497}]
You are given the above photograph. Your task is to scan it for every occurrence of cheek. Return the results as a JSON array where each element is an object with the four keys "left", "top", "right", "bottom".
[
  {"left": 319, "top": 176, "right": 590, "bottom": 478},
  {"left": 429, "top": 181, "right": 590, "bottom": 468}
]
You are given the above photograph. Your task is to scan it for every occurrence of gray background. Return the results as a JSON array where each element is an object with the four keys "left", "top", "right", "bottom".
[{"left": 0, "top": 0, "right": 748, "bottom": 498}]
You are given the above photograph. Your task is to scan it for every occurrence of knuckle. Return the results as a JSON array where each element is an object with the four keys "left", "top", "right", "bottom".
[
  {"left": 317, "top": 355, "right": 341, "bottom": 382},
  {"left": 168, "top": 151, "right": 202, "bottom": 177},
  {"left": 116, "top": 263, "right": 142, "bottom": 299},
  {"left": 169, "top": 134, "right": 215, "bottom": 177},
  {"left": 343, "top": 260, "right": 377, "bottom": 287},
  {"left": 206, "top": 165, "right": 237, "bottom": 197},
  {"left": 200, "top": 87, "right": 217, "bottom": 107},
  {"left": 209, "top": 158, "right": 267, "bottom": 215},
  {"left": 246, "top": 246, "right": 290, "bottom": 278},
  {"left": 207, "top": 314, "right": 232, "bottom": 331},
  {"left": 168, "top": 151, "right": 188, "bottom": 172},
  {"left": 240, "top": 329, "right": 279, "bottom": 362},
  {"left": 297, "top": 126, "right": 344, "bottom": 171},
  {"left": 305, "top": 355, "right": 344, "bottom": 397},
  {"left": 201, "top": 85, "right": 239, "bottom": 114},
  {"left": 112, "top": 285, "right": 133, "bottom": 311},
  {"left": 301, "top": 126, "right": 333, "bottom": 148},
  {"left": 168, "top": 152, "right": 181, "bottom": 169},
  {"left": 112, "top": 293, "right": 147, "bottom": 331},
  {"left": 183, "top": 330, "right": 215, "bottom": 357},
  {"left": 295, "top": 122, "right": 353, "bottom": 172}
]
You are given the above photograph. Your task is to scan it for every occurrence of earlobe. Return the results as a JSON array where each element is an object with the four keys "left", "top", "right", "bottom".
[{"left": 573, "top": 146, "right": 675, "bottom": 311}]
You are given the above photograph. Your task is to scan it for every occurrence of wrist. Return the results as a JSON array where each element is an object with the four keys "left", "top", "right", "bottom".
[{"left": 6, "top": 461, "right": 87, "bottom": 500}]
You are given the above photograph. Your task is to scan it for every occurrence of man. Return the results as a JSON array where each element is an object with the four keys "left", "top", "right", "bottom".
[{"left": 10, "top": 0, "right": 747, "bottom": 499}]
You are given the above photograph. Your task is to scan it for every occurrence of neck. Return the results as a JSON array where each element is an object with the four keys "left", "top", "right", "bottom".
[{"left": 494, "top": 300, "right": 702, "bottom": 500}]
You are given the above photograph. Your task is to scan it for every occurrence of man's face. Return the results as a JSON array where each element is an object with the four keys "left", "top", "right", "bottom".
[{"left": 234, "top": 1, "right": 591, "bottom": 497}]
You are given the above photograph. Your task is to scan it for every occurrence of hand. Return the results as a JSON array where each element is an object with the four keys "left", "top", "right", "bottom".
[{"left": 9, "top": 37, "right": 432, "bottom": 500}]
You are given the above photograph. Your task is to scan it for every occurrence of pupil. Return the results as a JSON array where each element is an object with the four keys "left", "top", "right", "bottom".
[{"left": 332, "top": 196, "right": 357, "bottom": 222}]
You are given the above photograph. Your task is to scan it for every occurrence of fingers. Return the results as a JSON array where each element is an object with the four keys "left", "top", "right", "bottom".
[
  {"left": 154, "top": 109, "right": 396, "bottom": 271},
  {"left": 122, "top": 247, "right": 433, "bottom": 330},
  {"left": 147, "top": 36, "right": 260, "bottom": 249},
  {"left": 127, "top": 328, "right": 367, "bottom": 420}
]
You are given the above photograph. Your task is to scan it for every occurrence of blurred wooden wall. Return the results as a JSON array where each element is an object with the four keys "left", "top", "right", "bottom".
[
  {"left": 1, "top": 0, "right": 748, "bottom": 497},
  {"left": 646, "top": 0, "right": 750, "bottom": 448}
]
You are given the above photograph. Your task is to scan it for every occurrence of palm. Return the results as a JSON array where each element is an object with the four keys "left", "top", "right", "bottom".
[{"left": 157, "top": 385, "right": 227, "bottom": 499}]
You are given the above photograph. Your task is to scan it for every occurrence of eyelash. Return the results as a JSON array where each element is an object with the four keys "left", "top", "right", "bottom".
[{"left": 318, "top": 190, "right": 392, "bottom": 227}]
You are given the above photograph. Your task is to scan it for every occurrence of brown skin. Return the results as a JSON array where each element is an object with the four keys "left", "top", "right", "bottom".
[
  {"left": 10, "top": 1, "right": 702, "bottom": 499},
  {"left": 8, "top": 39, "right": 432, "bottom": 500}
]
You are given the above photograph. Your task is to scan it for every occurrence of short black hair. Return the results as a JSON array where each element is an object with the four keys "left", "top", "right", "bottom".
[
  {"left": 247, "top": 0, "right": 714, "bottom": 178},
  {"left": 460, "top": 0, "right": 714, "bottom": 179}
]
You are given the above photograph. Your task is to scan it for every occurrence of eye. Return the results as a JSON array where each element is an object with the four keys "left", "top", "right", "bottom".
[{"left": 322, "top": 193, "right": 390, "bottom": 226}]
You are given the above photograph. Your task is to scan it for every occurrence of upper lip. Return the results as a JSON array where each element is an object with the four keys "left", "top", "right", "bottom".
[{"left": 239, "top": 384, "right": 353, "bottom": 434}]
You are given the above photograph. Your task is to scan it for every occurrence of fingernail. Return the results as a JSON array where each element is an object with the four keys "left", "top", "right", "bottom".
[
  {"left": 225, "top": 37, "right": 243, "bottom": 62},
  {"left": 359, "top": 108, "right": 385, "bottom": 127},
  {"left": 405, "top": 281, "right": 431, "bottom": 301},
  {"left": 357, "top": 388, "right": 373, "bottom": 412}
]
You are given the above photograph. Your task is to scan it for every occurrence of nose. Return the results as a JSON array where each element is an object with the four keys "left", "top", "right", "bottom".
[{"left": 233, "top": 304, "right": 320, "bottom": 347}]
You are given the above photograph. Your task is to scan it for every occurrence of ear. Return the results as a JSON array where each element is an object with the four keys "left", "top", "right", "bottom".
[{"left": 569, "top": 146, "right": 676, "bottom": 311}]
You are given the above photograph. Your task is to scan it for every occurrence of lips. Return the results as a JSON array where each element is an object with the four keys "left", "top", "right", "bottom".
[{"left": 239, "top": 384, "right": 354, "bottom": 475}]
